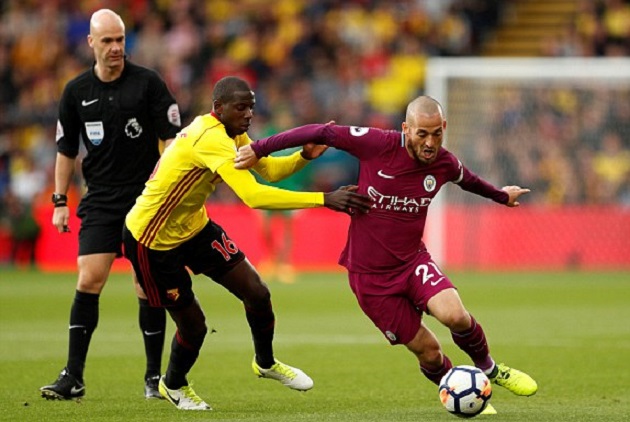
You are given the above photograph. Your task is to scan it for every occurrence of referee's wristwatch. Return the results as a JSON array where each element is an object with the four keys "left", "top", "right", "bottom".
[{"left": 52, "top": 193, "right": 68, "bottom": 207}]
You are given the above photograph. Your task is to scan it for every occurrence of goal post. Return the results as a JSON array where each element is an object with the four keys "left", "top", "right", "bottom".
[{"left": 423, "top": 58, "right": 630, "bottom": 270}]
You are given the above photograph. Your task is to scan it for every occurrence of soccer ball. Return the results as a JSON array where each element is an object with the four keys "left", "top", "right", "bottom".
[{"left": 438, "top": 365, "right": 492, "bottom": 418}]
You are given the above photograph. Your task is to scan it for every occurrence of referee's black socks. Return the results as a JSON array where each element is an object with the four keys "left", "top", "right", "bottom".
[
  {"left": 67, "top": 290, "right": 99, "bottom": 382},
  {"left": 138, "top": 298, "right": 166, "bottom": 379}
]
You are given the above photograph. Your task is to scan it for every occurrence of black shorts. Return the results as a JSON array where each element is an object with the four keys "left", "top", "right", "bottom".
[
  {"left": 122, "top": 220, "right": 246, "bottom": 308},
  {"left": 77, "top": 184, "right": 144, "bottom": 256}
]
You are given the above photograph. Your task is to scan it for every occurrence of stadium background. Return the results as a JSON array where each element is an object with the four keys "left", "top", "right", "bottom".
[{"left": 0, "top": 0, "right": 629, "bottom": 271}]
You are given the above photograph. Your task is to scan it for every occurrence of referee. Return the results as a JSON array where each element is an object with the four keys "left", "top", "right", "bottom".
[{"left": 40, "top": 9, "right": 181, "bottom": 401}]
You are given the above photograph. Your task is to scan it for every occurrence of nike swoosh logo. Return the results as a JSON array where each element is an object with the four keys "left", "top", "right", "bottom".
[
  {"left": 81, "top": 99, "right": 99, "bottom": 106},
  {"left": 69, "top": 325, "right": 86, "bottom": 330},
  {"left": 144, "top": 330, "right": 163, "bottom": 336},
  {"left": 70, "top": 386, "right": 85, "bottom": 395},
  {"left": 431, "top": 276, "right": 445, "bottom": 286},
  {"left": 164, "top": 388, "right": 180, "bottom": 405},
  {"left": 377, "top": 170, "right": 395, "bottom": 179}
]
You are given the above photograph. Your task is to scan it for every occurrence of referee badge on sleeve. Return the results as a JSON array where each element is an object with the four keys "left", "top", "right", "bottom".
[
  {"left": 168, "top": 103, "right": 181, "bottom": 127},
  {"left": 56, "top": 120, "right": 64, "bottom": 143},
  {"left": 85, "top": 121, "right": 105, "bottom": 146}
]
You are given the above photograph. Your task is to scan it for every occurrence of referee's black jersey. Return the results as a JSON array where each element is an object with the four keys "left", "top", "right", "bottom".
[{"left": 55, "top": 60, "right": 181, "bottom": 187}]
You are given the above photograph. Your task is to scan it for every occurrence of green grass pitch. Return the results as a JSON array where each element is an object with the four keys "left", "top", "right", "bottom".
[{"left": 0, "top": 269, "right": 629, "bottom": 421}]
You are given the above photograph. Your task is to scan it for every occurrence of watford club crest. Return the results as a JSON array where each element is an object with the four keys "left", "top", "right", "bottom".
[{"left": 166, "top": 288, "right": 180, "bottom": 302}]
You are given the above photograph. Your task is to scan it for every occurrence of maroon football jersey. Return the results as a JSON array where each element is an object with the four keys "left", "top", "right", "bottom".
[{"left": 253, "top": 124, "right": 508, "bottom": 273}]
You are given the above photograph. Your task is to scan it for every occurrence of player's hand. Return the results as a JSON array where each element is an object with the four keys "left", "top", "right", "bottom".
[
  {"left": 324, "top": 185, "right": 372, "bottom": 215},
  {"left": 301, "top": 143, "right": 328, "bottom": 160},
  {"left": 234, "top": 145, "right": 259, "bottom": 169},
  {"left": 52, "top": 206, "right": 71, "bottom": 233},
  {"left": 502, "top": 185, "right": 530, "bottom": 207}
]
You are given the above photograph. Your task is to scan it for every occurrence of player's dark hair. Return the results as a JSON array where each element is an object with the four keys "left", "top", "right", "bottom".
[{"left": 213, "top": 76, "right": 251, "bottom": 102}]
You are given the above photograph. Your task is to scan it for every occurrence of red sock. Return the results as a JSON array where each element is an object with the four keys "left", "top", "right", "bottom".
[
  {"left": 451, "top": 315, "right": 494, "bottom": 372},
  {"left": 420, "top": 354, "right": 452, "bottom": 385}
]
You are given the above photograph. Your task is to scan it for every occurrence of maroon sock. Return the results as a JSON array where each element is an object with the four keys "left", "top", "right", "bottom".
[
  {"left": 451, "top": 315, "right": 494, "bottom": 371},
  {"left": 420, "top": 354, "right": 452, "bottom": 385}
]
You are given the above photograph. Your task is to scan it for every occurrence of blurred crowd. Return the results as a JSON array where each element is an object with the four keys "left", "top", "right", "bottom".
[
  {"left": 1, "top": 0, "right": 629, "bottom": 266},
  {"left": 542, "top": 0, "right": 630, "bottom": 57},
  {"left": 461, "top": 0, "right": 630, "bottom": 206},
  {"left": 446, "top": 84, "right": 630, "bottom": 206}
]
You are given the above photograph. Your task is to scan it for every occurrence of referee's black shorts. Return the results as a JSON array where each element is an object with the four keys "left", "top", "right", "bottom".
[
  {"left": 122, "top": 220, "right": 246, "bottom": 308},
  {"left": 77, "top": 184, "right": 144, "bottom": 256}
]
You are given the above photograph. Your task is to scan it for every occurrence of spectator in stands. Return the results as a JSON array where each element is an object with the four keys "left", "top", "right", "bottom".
[
  {"left": 592, "top": 131, "right": 630, "bottom": 203},
  {"left": 3, "top": 190, "right": 40, "bottom": 267}
]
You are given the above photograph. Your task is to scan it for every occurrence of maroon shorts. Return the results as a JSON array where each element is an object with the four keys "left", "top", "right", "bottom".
[{"left": 348, "top": 251, "right": 455, "bottom": 345}]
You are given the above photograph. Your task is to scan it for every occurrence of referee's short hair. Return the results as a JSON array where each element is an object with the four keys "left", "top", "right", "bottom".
[{"left": 213, "top": 77, "right": 251, "bottom": 102}]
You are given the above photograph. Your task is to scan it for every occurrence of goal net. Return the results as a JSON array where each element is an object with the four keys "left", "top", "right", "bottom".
[{"left": 424, "top": 58, "right": 630, "bottom": 270}]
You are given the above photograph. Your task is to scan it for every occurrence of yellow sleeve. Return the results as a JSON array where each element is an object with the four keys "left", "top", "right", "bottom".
[
  {"left": 252, "top": 151, "right": 310, "bottom": 182},
  {"left": 235, "top": 134, "right": 310, "bottom": 182},
  {"left": 216, "top": 161, "right": 324, "bottom": 209},
  {"left": 199, "top": 133, "right": 239, "bottom": 173}
]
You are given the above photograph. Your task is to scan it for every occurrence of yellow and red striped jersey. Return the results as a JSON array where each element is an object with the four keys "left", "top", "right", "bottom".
[{"left": 126, "top": 113, "right": 323, "bottom": 250}]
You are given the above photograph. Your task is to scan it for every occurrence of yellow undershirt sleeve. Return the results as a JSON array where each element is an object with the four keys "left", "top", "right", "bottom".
[
  {"left": 217, "top": 161, "right": 324, "bottom": 209},
  {"left": 252, "top": 151, "right": 310, "bottom": 182}
]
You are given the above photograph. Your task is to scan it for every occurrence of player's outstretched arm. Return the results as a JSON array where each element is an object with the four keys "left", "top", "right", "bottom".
[
  {"left": 502, "top": 185, "right": 531, "bottom": 207},
  {"left": 236, "top": 123, "right": 337, "bottom": 170},
  {"left": 299, "top": 122, "right": 334, "bottom": 160},
  {"left": 234, "top": 143, "right": 328, "bottom": 170}
]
